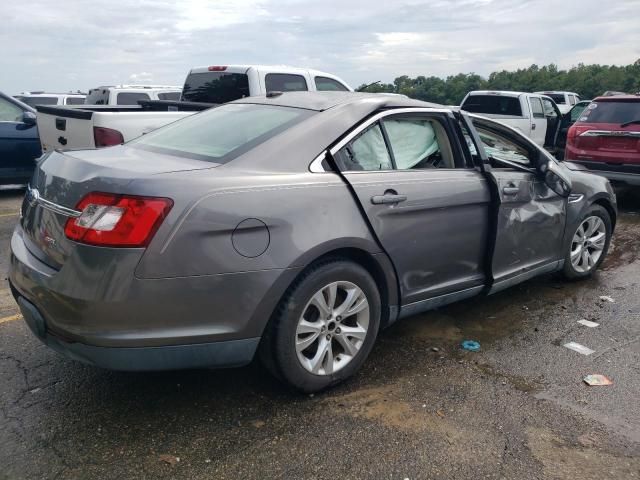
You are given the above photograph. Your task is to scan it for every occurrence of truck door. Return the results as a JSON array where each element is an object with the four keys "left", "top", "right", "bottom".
[
  {"left": 0, "top": 96, "right": 41, "bottom": 180},
  {"left": 465, "top": 115, "right": 566, "bottom": 292},
  {"left": 332, "top": 110, "right": 491, "bottom": 313},
  {"left": 528, "top": 96, "right": 547, "bottom": 147}
]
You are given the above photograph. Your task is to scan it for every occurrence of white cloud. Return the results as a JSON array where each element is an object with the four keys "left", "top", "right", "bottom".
[{"left": 0, "top": 0, "right": 638, "bottom": 94}]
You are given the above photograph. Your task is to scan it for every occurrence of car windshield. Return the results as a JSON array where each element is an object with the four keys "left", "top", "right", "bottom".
[
  {"left": 461, "top": 95, "right": 522, "bottom": 116},
  {"left": 130, "top": 103, "right": 314, "bottom": 163},
  {"left": 578, "top": 100, "right": 640, "bottom": 124}
]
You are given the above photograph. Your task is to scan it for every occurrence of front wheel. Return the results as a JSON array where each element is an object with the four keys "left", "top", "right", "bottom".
[
  {"left": 260, "top": 260, "right": 381, "bottom": 392},
  {"left": 562, "top": 204, "right": 612, "bottom": 279}
]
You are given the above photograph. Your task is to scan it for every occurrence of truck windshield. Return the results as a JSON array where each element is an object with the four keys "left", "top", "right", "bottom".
[
  {"left": 181, "top": 72, "right": 250, "bottom": 104},
  {"left": 85, "top": 89, "right": 110, "bottom": 105},
  {"left": 462, "top": 95, "right": 522, "bottom": 116},
  {"left": 130, "top": 103, "right": 313, "bottom": 163},
  {"left": 545, "top": 94, "right": 566, "bottom": 104}
]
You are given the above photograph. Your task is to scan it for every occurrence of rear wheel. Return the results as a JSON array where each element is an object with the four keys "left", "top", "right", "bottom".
[
  {"left": 562, "top": 205, "right": 612, "bottom": 279},
  {"left": 260, "top": 260, "right": 381, "bottom": 392}
]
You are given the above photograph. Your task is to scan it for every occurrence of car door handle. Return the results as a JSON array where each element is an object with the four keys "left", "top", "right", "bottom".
[
  {"left": 371, "top": 192, "right": 407, "bottom": 205},
  {"left": 531, "top": 123, "right": 536, "bottom": 130},
  {"left": 502, "top": 186, "right": 520, "bottom": 195}
]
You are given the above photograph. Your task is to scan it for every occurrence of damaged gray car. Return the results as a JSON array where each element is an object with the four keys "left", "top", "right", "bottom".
[{"left": 10, "top": 92, "right": 616, "bottom": 392}]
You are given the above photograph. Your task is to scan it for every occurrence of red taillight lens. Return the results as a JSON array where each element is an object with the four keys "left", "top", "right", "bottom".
[
  {"left": 93, "top": 127, "right": 124, "bottom": 147},
  {"left": 567, "top": 125, "right": 579, "bottom": 143},
  {"left": 207, "top": 66, "right": 227, "bottom": 71},
  {"left": 64, "top": 192, "right": 173, "bottom": 247}
]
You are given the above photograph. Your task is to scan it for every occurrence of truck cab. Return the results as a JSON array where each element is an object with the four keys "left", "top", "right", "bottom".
[
  {"left": 461, "top": 90, "right": 564, "bottom": 153},
  {"left": 180, "top": 65, "right": 352, "bottom": 103}
]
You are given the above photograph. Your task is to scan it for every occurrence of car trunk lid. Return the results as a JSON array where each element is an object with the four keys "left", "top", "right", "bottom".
[{"left": 21, "top": 147, "right": 217, "bottom": 269}]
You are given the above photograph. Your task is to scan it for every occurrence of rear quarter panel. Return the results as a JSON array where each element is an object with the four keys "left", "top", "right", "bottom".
[{"left": 135, "top": 170, "right": 382, "bottom": 279}]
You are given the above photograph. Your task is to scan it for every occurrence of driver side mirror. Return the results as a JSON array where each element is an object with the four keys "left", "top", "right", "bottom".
[
  {"left": 543, "top": 159, "right": 572, "bottom": 197},
  {"left": 22, "top": 111, "right": 37, "bottom": 126}
]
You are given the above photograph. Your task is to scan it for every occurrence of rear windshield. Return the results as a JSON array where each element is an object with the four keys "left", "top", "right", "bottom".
[
  {"left": 18, "top": 96, "right": 58, "bottom": 106},
  {"left": 545, "top": 93, "right": 566, "bottom": 104},
  {"left": 130, "top": 103, "right": 313, "bottom": 163},
  {"left": 461, "top": 95, "right": 522, "bottom": 116},
  {"left": 85, "top": 89, "right": 110, "bottom": 105},
  {"left": 578, "top": 100, "right": 640, "bottom": 124},
  {"left": 181, "top": 72, "right": 250, "bottom": 104}
]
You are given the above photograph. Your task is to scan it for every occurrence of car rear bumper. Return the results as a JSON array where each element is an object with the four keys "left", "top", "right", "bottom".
[
  {"left": 15, "top": 294, "right": 259, "bottom": 370},
  {"left": 9, "top": 224, "right": 299, "bottom": 370},
  {"left": 564, "top": 158, "right": 640, "bottom": 186}
]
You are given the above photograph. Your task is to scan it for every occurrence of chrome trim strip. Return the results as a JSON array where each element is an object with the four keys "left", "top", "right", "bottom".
[
  {"left": 329, "top": 108, "right": 453, "bottom": 156},
  {"left": 37, "top": 197, "right": 82, "bottom": 217},
  {"left": 579, "top": 130, "right": 640, "bottom": 138},
  {"left": 568, "top": 193, "right": 584, "bottom": 204}
]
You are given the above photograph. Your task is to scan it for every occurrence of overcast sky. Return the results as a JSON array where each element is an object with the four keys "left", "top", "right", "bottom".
[{"left": 1, "top": 0, "right": 639, "bottom": 94}]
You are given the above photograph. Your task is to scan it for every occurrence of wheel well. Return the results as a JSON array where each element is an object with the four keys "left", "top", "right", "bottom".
[
  {"left": 297, "top": 248, "right": 394, "bottom": 328},
  {"left": 593, "top": 198, "right": 617, "bottom": 230}
]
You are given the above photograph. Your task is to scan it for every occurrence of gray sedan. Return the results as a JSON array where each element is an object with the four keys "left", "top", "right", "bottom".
[{"left": 10, "top": 92, "right": 616, "bottom": 392}]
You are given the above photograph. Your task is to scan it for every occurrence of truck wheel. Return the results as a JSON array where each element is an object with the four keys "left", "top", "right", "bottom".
[
  {"left": 562, "top": 204, "right": 612, "bottom": 279},
  {"left": 260, "top": 260, "right": 381, "bottom": 393}
]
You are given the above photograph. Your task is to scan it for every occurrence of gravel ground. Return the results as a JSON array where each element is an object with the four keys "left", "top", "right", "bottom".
[{"left": 0, "top": 187, "right": 639, "bottom": 480}]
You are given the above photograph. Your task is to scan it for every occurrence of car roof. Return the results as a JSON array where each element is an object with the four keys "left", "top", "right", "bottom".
[
  {"left": 231, "top": 91, "right": 442, "bottom": 112},
  {"left": 89, "top": 85, "right": 181, "bottom": 91},
  {"left": 593, "top": 95, "right": 640, "bottom": 102},
  {"left": 18, "top": 92, "right": 85, "bottom": 97},
  {"left": 466, "top": 90, "right": 531, "bottom": 97},
  {"left": 534, "top": 91, "right": 579, "bottom": 95}
]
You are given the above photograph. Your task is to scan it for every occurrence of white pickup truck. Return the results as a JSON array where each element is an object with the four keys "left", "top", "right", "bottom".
[
  {"left": 460, "top": 90, "right": 564, "bottom": 153},
  {"left": 36, "top": 65, "right": 352, "bottom": 152}
]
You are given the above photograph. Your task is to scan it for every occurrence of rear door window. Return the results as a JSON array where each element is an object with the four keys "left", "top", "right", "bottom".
[
  {"left": 65, "top": 97, "right": 85, "bottom": 105},
  {"left": 315, "top": 76, "right": 349, "bottom": 91},
  {"left": 265, "top": 74, "right": 308, "bottom": 92},
  {"left": 530, "top": 97, "right": 545, "bottom": 118},
  {"left": 335, "top": 124, "right": 393, "bottom": 171},
  {"left": 461, "top": 95, "right": 522, "bottom": 116},
  {"left": 181, "top": 72, "right": 250, "bottom": 103},
  {"left": 383, "top": 117, "right": 455, "bottom": 169},
  {"left": 117, "top": 92, "right": 150, "bottom": 105},
  {"left": 578, "top": 101, "right": 640, "bottom": 124}
]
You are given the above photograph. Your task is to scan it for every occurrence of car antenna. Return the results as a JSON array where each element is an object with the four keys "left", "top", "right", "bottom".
[
  {"left": 356, "top": 81, "right": 381, "bottom": 92},
  {"left": 266, "top": 91, "right": 283, "bottom": 98}
]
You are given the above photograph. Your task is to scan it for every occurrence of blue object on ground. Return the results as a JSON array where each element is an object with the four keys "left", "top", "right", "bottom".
[{"left": 461, "top": 340, "right": 481, "bottom": 352}]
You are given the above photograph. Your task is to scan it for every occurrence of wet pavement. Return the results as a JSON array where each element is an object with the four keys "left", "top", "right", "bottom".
[{"left": 0, "top": 187, "right": 639, "bottom": 480}]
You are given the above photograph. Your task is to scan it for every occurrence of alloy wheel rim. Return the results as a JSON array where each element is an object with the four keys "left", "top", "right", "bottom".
[
  {"left": 295, "top": 281, "right": 370, "bottom": 376},
  {"left": 570, "top": 215, "right": 606, "bottom": 273}
]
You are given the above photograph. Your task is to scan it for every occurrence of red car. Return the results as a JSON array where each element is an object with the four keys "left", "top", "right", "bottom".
[{"left": 565, "top": 95, "right": 640, "bottom": 185}]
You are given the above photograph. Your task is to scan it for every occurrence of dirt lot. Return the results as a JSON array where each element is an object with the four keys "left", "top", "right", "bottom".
[{"left": 1, "top": 187, "right": 639, "bottom": 480}]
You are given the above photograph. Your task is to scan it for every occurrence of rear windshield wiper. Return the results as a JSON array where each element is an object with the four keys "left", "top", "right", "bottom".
[{"left": 620, "top": 119, "right": 640, "bottom": 127}]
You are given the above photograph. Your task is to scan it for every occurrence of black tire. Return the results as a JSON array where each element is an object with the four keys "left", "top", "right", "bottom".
[
  {"left": 260, "top": 259, "right": 381, "bottom": 393},
  {"left": 562, "top": 204, "right": 612, "bottom": 279}
]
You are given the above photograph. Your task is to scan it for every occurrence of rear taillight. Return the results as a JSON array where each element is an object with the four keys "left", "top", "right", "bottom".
[
  {"left": 64, "top": 192, "right": 173, "bottom": 247},
  {"left": 207, "top": 65, "right": 227, "bottom": 71},
  {"left": 567, "top": 125, "right": 579, "bottom": 143},
  {"left": 93, "top": 127, "right": 124, "bottom": 147}
]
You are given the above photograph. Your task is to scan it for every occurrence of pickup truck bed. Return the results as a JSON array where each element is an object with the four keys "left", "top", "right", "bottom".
[{"left": 36, "top": 104, "right": 207, "bottom": 152}]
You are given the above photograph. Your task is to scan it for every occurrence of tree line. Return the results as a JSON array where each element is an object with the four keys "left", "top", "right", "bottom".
[{"left": 357, "top": 60, "right": 640, "bottom": 105}]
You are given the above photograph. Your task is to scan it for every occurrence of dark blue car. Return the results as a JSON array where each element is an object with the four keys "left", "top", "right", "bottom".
[{"left": 0, "top": 91, "right": 41, "bottom": 184}]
